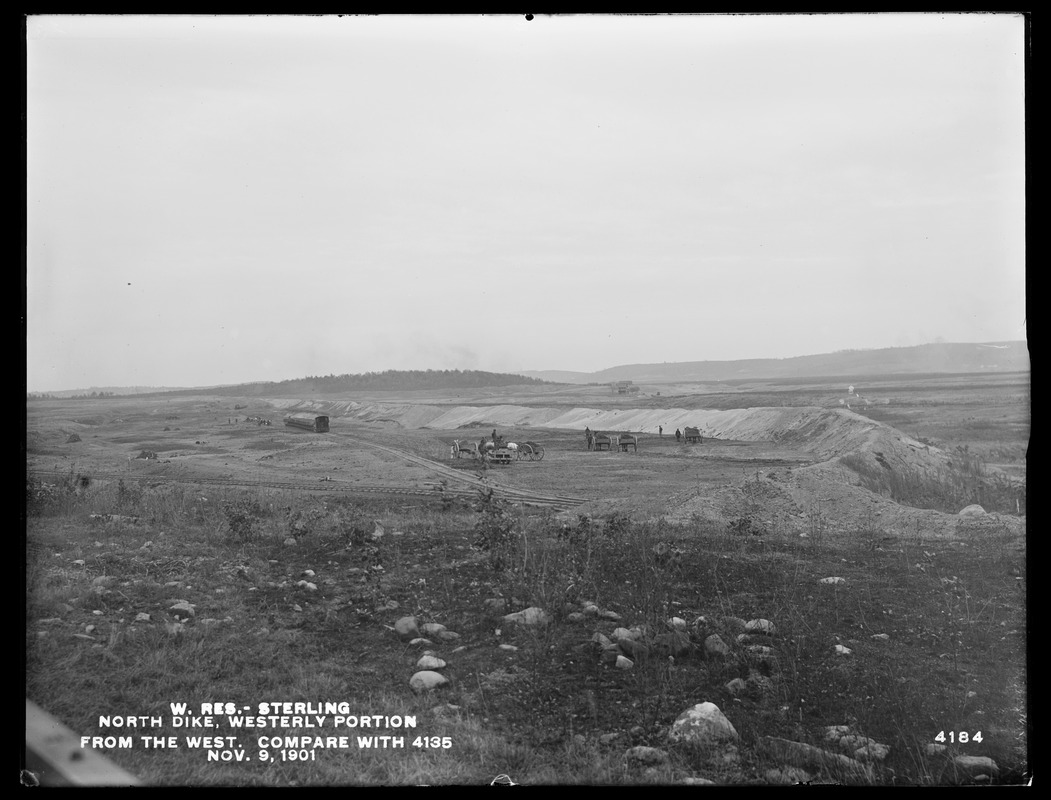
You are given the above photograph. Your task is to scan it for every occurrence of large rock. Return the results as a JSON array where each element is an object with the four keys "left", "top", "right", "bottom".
[
  {"left": 394, "top": 616, "right": 419, "bottom": 640},
  {"left": 625, "top": 746, "right": 668, "bottom": 766},
  {"left": 704, "top": 634, "right": 730, "bottom": 658},
  {"left": 758, "top": 737, "right": 873, "bottom": 782},
  {"left": 745, "top": 618, "right": 776, "bottom": 635},
  {"left": 668, "top": 702, "right": 739, "bottom": 745},
  {"left": 502, "top": 607, "right": 550, "bottom": 626},
  {"left": 947, "top": 755, "right": 999, "bottom": 781},
  {"left": 409, "top": 671, "right": 449, "bottom": 693},
  {"left": 416, "top": 655, "right": 447, "bottom": 670}
]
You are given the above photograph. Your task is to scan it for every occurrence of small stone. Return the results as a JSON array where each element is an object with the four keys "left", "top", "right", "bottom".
[
  {"left": 725, "top": 678, "right": 747, "bottom": 696},
  {"left": 502, "top": 607, "right": 550, "bottom": 626},
  {"left": 745, "top": 619, "right": 776, "bottom": 635},
  {"left": 625, "top": 745, "right": 668, "bottom": 766},
  {"left": 409, "top": 671, "right": 449, "bottom": 693},
  {"left": 169, "top": 601, "right": 195, "bottom": 620},
  {"left": 705, "top": 634, "right": 730, "bottom": 658},
  {"left": 395, "top": 616, "right": 420, "bottom": 639}
]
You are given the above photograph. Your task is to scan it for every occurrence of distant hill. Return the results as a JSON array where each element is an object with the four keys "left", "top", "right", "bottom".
[
  {"left": 517, "top": 342, "right": 1029, "bottom": 384},
  {"left": 154, "top": 369, "right": 551, "bottom": 398},
  {"left": 26, "top": 386, "right": 188, "bottom": 399}
]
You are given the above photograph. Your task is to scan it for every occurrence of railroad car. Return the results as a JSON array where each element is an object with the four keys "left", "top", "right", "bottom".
[{"left": 283, "top": 413, "right": 330, "bottom": 433}]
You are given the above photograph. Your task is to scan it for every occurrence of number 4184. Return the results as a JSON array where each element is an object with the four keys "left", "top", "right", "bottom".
[{"left": 935, "top": 731, "right": 982, "bottom": 743}]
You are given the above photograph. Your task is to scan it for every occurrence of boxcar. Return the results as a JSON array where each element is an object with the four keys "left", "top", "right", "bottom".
[{"left": 284, "top": 413, "right": 330, "bottom": 433}]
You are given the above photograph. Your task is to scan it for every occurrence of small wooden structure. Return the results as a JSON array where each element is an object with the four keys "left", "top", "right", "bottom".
[
  {"left": 283, "top": 412, "right": 330, "bottom": 433},
  {"left": 617, "top": 434, "right": 638, "bottom": 453},
  {"left": 683, "top": 426, "right": 703, "bottom": 444}
]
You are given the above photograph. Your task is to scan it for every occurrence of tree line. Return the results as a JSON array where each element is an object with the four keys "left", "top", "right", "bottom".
[{"left": 210, "top": 369, "right": 550, "bottom": 395}]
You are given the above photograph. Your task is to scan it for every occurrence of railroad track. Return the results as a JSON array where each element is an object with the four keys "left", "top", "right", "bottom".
[
  {"left": 331, "top": 432, "right": 588, "bottom": 508},
  {"left": 29, "top": 469, "right": 585, "bottom": 511}
]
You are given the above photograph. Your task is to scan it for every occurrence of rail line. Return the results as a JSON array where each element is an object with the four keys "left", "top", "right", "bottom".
[
  {"left": 29, "top": 469, "right": 585, "bottom": 511},
  {"left": 330, "top": 432, "right": 589, "bottom": 507}
]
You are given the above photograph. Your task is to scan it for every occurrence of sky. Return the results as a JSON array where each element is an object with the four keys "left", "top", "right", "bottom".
[{"left": 26, "top": 13, "right": 1027, "bottom": 392}]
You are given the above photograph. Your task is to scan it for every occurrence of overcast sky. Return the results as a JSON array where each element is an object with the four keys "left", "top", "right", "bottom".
[{"left": 26, "top": 13, "right": 1026, "bottom": 391}]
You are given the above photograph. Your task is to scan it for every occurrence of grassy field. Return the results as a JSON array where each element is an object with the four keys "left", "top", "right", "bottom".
[{"left": 24, "top": 375, "right": 1028, "bottom": 786}]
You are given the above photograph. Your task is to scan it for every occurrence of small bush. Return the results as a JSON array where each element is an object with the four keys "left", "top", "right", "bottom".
[{"left": 220, "top": 499, "right": 266, "bottom": 543}]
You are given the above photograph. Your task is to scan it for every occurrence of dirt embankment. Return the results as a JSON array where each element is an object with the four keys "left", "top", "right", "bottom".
[{"left": 275, "top": 400, "right": 1024, "bottom": 540}]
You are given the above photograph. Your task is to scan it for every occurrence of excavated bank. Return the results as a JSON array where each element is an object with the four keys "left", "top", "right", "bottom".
[{"left": 276, "top": 399, "right": 1024, "bottom": 540}]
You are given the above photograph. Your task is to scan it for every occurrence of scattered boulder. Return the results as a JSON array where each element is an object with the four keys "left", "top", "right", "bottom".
[
  {"left": 958, "top": 504, "right": 987, "bottom": 518},
  {"left": 764, "top": 766, "right": 813, "bottom": 785},
  {"left": 947, "top": 755, "right": 1000, "bottom": 782},
  {"left": 745, "top": 619, "right": 776, "bottom": 635},
  {"left": 420, "top": 622, "right": 447, "bottom": 636},
  {"left": 169, "top": 601, "right": 196, "bottom": 620},
  {"left": 617, "top": 638, "right": 649, "bottom": 661},
  {"left": 591, "top": 632, "right": 613, "bottom": 648},
  {"left": 704, "top": 634, "right": 730, "bottom": 658},
  {"left": 502, "top": 607, "right": 550, "bottom": 626},
  {"left": 724, "top": 678, "right": 747, "bottom": 696},
  {"left": 625, "top": 746, "right": 668, "bottom": 766},
  {"left": 66, "top": 433, "right": 81, "bottom": 443},
  {"left": 394, "top": 616, "right": 420, "bottom": 639},
  {"left": 651, "top": 631, "right": 693, "bottom": 658},
  {"left": 409, "top": 671, "right": 449, "bottom": 693},
  {"left": 758, "top": 737, "right": 873, "bottom": 782},
  {"left": 819, "top": 577, "right": 846, "bottom": 585},
  {"left": 668, "top": 702, "right": 739, "bottom": 745},
  {"left": 855, "top": 742, "right": 891, "bottom": 763},
  {"left": 483, "top": 598, "right": 508, "bottom": 615},
  {"left": 615, "top": 655, "right": 634, "bottom": 670},
  {"left": 416, "top": 655, "right": 447, "bottom": 670}
]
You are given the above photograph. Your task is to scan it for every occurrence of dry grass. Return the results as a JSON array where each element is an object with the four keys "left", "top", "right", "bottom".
[{"left": 26, "top": 476, "right": 1027, "bottom": 786}]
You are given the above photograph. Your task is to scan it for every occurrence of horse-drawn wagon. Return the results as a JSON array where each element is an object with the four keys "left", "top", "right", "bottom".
[
  {"left": 451, "top": 439, "right": 479, "bottom": 459},
  {"left": 617, "top": 434, "right": 638, "bottom": 453},
  {"left": 518, "top": 441, "right": 545, "bottom": 461},
  {"left": 485, "top": 445, "right": 515, "bottom": 465},
  {"left": 683, "top": 426, "right": 703, "bottom": 444},
  {"left": 593, "top": 433, "right": 613, "bottom": 451}
]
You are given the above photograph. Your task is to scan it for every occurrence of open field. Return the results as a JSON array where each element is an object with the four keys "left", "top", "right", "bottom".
[{"left": 25, "top": 373, "right": 1027, "bottom": 785}]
